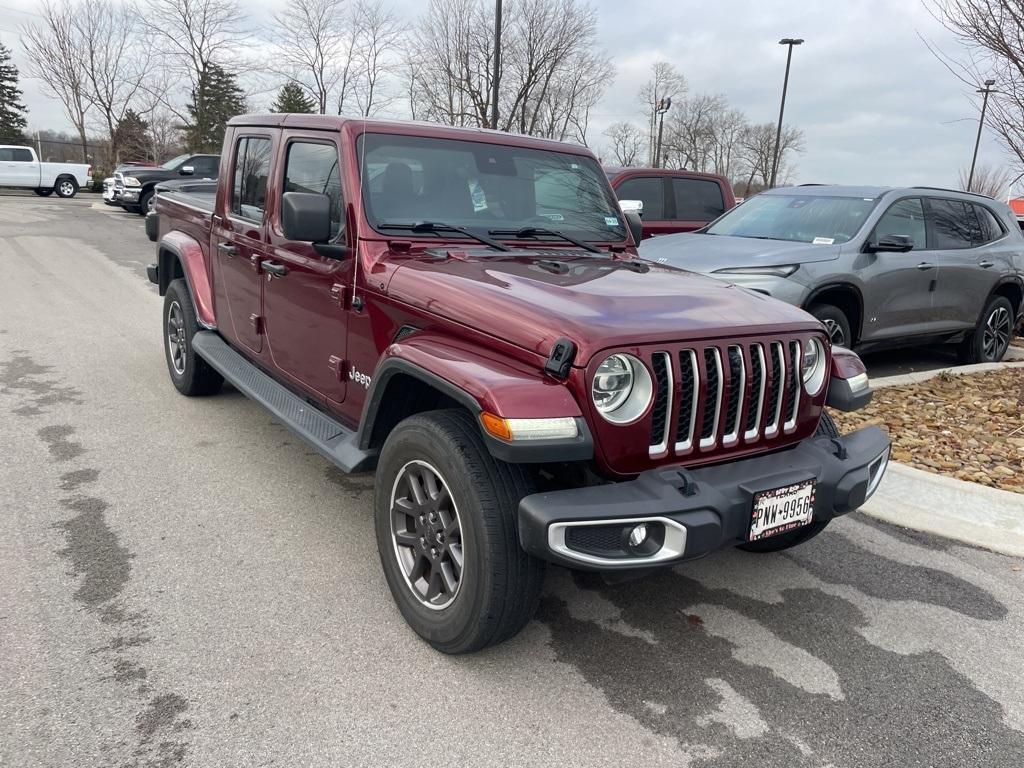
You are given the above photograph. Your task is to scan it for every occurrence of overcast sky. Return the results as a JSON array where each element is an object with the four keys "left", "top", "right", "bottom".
[{"left": 0, "top": 0, "right": 1008, "bottom": 191}]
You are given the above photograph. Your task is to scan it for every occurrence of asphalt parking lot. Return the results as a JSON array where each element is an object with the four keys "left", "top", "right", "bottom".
[{"left": 2, "top": 191, "right": 1024, "bottom": 767}]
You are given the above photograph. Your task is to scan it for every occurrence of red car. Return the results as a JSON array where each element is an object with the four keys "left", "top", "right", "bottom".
[
  {"left": 146, "top": 115, "right": 887, "bottom": 653},
  {"left": 606, "top": 167, "right": 736, "bottom": 238}
]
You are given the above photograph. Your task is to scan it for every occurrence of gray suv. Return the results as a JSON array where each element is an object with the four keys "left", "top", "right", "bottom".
[{"left": 640, "top": 185, "right": 1024, "bottom": 362}]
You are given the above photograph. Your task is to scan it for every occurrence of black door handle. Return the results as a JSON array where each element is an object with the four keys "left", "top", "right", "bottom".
[
  {"left": 262, "top": 261, "right": 289, "bottom": 277},
  {"left": 916, "top": 262, "right": 934, "bottom": 270},
  {"left": 979, "top": 260, "right": 995, "bottom": 268},
  {"left": 216, "top": 242, "right": 236, "bottom": 256}
]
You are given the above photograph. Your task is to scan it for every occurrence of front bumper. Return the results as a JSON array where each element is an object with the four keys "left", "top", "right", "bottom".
[
  {"left": 518, "top": 426, "right": 889, "bottom": 570},
  {"left": 120, "top": 187, "right": 141, "bottom": 203}
]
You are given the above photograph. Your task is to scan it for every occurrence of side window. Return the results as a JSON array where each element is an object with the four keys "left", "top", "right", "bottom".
[
  {"left": 672, "top": 178, "right": 725, "bottom": 220},
  {"left": 283, "top": 141, "right": 344, "bottom": 238},
  {"left": 928, "top": 199, "right": 975, "bottom": 250},
  {"left": 972, "top": 204, "right": 1005, "bottom": 244},
  {"left": 615, "top": 176, "right": 665, "bottom": 219},
  {"left": 0, "top": 148, "right": 11, "bottom": 161},
  {"left": 11, "top": 148, "right": 33, "bottom": 162},
  {"left": 874, "top": 198, "right": 926, "bottom": 250},
  {"left": 190, "top": 156, "right": 219, "bottom": 177},
  {"left": 231, "top": 137, "right": 272, "bottom": 221}
]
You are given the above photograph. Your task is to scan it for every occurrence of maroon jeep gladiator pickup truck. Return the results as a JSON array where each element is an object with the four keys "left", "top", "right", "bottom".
[{"left": 147, "top": 114, "right": 889, "bottom": 653}]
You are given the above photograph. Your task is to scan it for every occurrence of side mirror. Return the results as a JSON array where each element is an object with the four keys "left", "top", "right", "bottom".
[
  {"left": 619, "top": 199, "right": 644, "bottom": 218},
  {"left": 624, "top": 211, "right": 644, "bottom": 245},
  {"left": 282, "top": 191, "right": 333, "bottom": 242},
  {"left": 866, "top": 234, "right": 913, "bottom": 253},
  {"left": 179, "top": 165, "right": 195, "bottom": 176}
]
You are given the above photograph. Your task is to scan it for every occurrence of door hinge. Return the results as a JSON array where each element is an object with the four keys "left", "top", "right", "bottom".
[
  {"left": 249, "top": 314, "right": 264, "bottom": 335},
  {"left": 328, "top": 355, "right": 346, "bottom": 380},
  {"left": 330, "top": 283, "right": 347, "bottom": 308}
]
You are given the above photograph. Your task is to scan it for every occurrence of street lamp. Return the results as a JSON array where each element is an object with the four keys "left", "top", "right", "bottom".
[
  {"left": 654, "top": 96, "right": 672, "bottom": 168},
  {"left": 490, "top": 0, "right": 503, "bottom": 130},
  {"left": 769, "top": 37, "right": 803, "bottom": 188},
  {"left": 967, "top": 78, "right": 998, "bottom": 192}
]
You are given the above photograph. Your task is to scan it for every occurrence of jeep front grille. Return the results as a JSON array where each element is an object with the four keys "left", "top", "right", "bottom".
[{"left": 648, "top": 339, "right": 805, "bottom": 457}]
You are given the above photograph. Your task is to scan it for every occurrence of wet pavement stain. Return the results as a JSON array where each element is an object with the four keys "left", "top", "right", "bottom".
[
  {"left": 55, "top": 495, "right": 132, "bottom": 610},
  {"left": 539, "top": 556, "right": 1024, "bottom": 767},
  {"left": 60, "top": 468, "right": 100, "bottom": 490},
  {"left": 126, "top": 694, "right": 193, "bottom": 768},
  {"left": 325, "top": 466, "right": 375, "bottom": 499},
  {"left": 0, "top": 352, "right": 81, "bottom": 416},
  {"left": 37, "top": 424, "right": 85, "bottom": 461}
]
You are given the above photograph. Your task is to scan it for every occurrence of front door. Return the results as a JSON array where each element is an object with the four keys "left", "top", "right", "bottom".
[
  {"left": 211, "top": 134, "right": 275, "bottom": 353},
  {"left": 0, "top": 147, "right": 36, "bottom": 186},
  {"left": 263, "top": 136, "right": 351, "bottom": 403},
  {"left": 858, "top": 197, "right": 939, "bottom": 342}
]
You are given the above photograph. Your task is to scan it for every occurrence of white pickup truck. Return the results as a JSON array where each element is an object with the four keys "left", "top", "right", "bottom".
[{"left": 0, "top": 145, "right": 92, "bottom": 198}]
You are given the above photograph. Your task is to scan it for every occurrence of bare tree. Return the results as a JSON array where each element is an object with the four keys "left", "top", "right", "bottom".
[
  {"left": 958, "top": 163, "right": 1011, "bottom": 196},
  {"left": 271, "top": 0, "right": 346, "bottom": 114},
  {"left": 21, "top": 0, "right": 91, "bottom": 162},
  {"left": 352, "top": 0, "right": 405, "bottom": 116},
  {"left": 738, "top": 122, "right": 804, "bottom": 196},
  {"left": 603, "top": 121, "right": 644, "bottom": 165},
  {"left": 638, "top": 61, "right": 687, "bottom": 164},
  {"left": 925, "top": 0, "right": 1024, "bottom": 173}
]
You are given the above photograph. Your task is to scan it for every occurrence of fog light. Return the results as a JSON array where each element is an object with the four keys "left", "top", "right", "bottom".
[{"left": 628, "top": 523, "right": 648, "bottom": 548}]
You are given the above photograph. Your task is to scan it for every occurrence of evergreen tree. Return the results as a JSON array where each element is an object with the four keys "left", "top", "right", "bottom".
[
  {"left": 271, "top": 82, "right": 316, "bottom": 114},
  {"left": 114, "top": 109, "right": 151, "bottom": 162},
  {"left": 0, "top": 41, "right": 28, "bottom": 144},
  {"left": 182, "top": 64, "right": 247, "bottom": 153}
]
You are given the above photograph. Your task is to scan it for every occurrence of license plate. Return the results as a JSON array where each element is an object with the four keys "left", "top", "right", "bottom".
[{"left": 749, "top": 480, "right": 816, "bottom": 541}]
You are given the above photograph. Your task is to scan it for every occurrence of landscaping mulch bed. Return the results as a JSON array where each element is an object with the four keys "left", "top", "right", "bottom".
[{"left": 831, "top": 367, "right": 1024, "bottom": 494}]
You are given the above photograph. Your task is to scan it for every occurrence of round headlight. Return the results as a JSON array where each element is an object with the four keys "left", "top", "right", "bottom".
[
  {"left": 801, "top": 338, "right": 827, "bottom": 395},
  {"left": 591, "top": 354, "right": 653, "bottom": 424}
]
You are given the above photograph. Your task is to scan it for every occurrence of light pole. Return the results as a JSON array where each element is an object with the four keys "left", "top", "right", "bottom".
[
  {"left": 967, "top": 79, "right": 998, "bottom": 191},
  {"left": 654, "top": 97, "right": 672, "bottom": 168},
  {"left": 490, "top": 0, "right": 503, "bottom": 129},
  {"left": 769, "top": 37, "right": 803, "bottom": 188}
]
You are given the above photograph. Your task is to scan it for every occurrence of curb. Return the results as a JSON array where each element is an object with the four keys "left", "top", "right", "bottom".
[
  {"left": 862, "top": 462, "right": 1024, "bottom": 558},
  {"left": 871, "top": 353, "right": 1024, "bottom": 389}
]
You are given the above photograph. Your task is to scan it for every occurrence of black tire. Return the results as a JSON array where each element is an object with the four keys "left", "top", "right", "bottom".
[
  {"left": 54, "top": 176, "right": 78, "bottom": 198},
  {"left": 808, "top": 303, "right": 852, "bottom": 348},
  {"left": 959, "top": 295, "right": 1014, "bottom": 364},
  {"left": 138, "top": 189, "right": 154, "bottom": 216},
  {"left": 34, "top": 187, "right": 53, "bottom": 197},
  {"left": 736, "top": 411, "right": 838, "bottom": 553},
  {"left": 374, "top": 409, "right": 545, "bottom": 653},
  {"left": 163, "top": 278, "right": 223, "bottom": 396}
]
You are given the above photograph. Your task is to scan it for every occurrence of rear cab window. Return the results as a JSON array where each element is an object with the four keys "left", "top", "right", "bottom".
[
  {"left": 231, "top": 137, "right": 273, "bottom": 222},
  {"left": 672, "top": 177, "right": 725, "bottom": 221}
]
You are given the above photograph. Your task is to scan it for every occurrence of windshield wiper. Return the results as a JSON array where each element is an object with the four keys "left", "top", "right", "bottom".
[
  {"left": 378, "top": 220, "right": 510, "bottom": 252},
  {"left": 488, "top": 226, "right": 602, "bottom": 254}
]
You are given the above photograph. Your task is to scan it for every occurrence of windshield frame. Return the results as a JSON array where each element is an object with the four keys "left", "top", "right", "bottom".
[
  {"left": 354, "top": 132, "right": 629, "bottom": 247},
  {"left": 705, "top": 192, "right": 882, "bottom": 245}
]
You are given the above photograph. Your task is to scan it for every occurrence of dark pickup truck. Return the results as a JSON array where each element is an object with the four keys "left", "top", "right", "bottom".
[
  {"left": 118, "top": 153, "right": 220, "bottom": 214},
  {"left": 147, "top": 114, "right": 889, "bottom": 653}
]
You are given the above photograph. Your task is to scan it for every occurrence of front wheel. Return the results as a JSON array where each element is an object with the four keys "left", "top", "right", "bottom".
[
  {"left": 139, "top": 189, "right": 154, "bottom": 216},
  {"left": 54, "top": 177, "right": 78, "bottom": 198},
  {"left": 808, "top": 304, "right": 852, "bottom": 347},
  {"left": 736, "top": 411, "right": 839, "bottom": 553},
  {"left": 960, "top": 295, "right": 1014, "bottom": 364},
  {"left": 374, "top": 409, "right": 545, "bottom": 653}
]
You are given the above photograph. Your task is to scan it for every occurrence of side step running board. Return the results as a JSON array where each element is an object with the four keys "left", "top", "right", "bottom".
[{"left": 192, "top": 331, "right": 374, "bottom": 473}]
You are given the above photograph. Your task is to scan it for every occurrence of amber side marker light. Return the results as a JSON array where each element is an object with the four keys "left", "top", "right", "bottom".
[{"left": 479, "top": 413, "right": 579, "bottom": 441}]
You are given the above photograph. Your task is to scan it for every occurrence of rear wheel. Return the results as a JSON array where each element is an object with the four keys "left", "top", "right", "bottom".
[
  {"left": 34, "top": 187, "right": 53, "bottom": 197},
  {"left": 736, "top": 412, "right": 838, "bottom": 553},
  {"left": 54, "top": 176, "right": 78, "bottom": 198},
  {"left": 959, "top": 295, "right": 1013, "bottom": 364},
  {"left": 808, "top": 304, "right": 852, "bottom": 347},
  {"left": 163, "top": 279, "right": 223, "bottom": 396},
  {"left": 374, "top": 409, "right": 545, "bottom": 653}
]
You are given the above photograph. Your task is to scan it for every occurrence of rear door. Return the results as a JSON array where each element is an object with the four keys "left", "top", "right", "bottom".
[
  {"left": 262, "top": 134, "right": 351, "bottom": 403},
  {"left": 613, "top": 175, "right": 671, "bottom": 237},
  {"left": 211, "top": 132, "right": 275, "bottom": 354},
  {"left": 930, "top": 199, "right": 1007, "bottom": 329},
  {"left": 670, "top": 176, "right": 727, "bottom": 231}
]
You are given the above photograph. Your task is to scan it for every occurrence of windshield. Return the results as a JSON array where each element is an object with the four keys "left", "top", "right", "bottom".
[
  {"left": 706, "top": 193, "right": 879, "bottom": 244},
  {"left": 358, "top": 133, "right": 627, "bottom": 244},
  {"left": 160, "top": 154, "right": 189, "bottom": 170}
]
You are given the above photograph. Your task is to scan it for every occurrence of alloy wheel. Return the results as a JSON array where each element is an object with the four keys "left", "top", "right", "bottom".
[
  {"left": 983, "top": 306, "right": 1011, "bottom": 361},
  {"left": 390, "top": 460, "right": 464, "bottom": 610},
  {"left": 166, "top": 300, "right": 187, "bottom": 375},
  {"left": 822, "top": 318, "right": 846, "bottom": 347},
  {"left": 59, "top": 181, "right": 75, "bottom": 197}
]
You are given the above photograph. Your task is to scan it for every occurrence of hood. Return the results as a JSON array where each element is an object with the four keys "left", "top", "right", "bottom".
[
  {"left": 385, "top": 249, "right": 820, "bottom": 363},
  {"left": 639, "top": 232, "right": 844, "bottom": 274}
]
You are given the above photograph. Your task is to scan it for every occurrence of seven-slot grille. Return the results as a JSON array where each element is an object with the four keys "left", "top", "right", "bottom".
[{"left": 648, "top": 339, "right": 807, "bottom": 457}]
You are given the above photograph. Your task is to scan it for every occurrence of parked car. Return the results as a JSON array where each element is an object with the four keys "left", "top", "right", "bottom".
[
  {"left": 146, "top": 115, "right": 888, "bottom": 653},
  {"left": 606, "top": 166, "right": 735, "bottom": 238},
  {"left": 641, "top": 185, "right": 1024, "bottom": 363},
  {"left": 116, "top": 152, "right": 219, "bottom": 214},
  {"left": 0, "top": 145, "right": 91, "bottom": 198}
]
